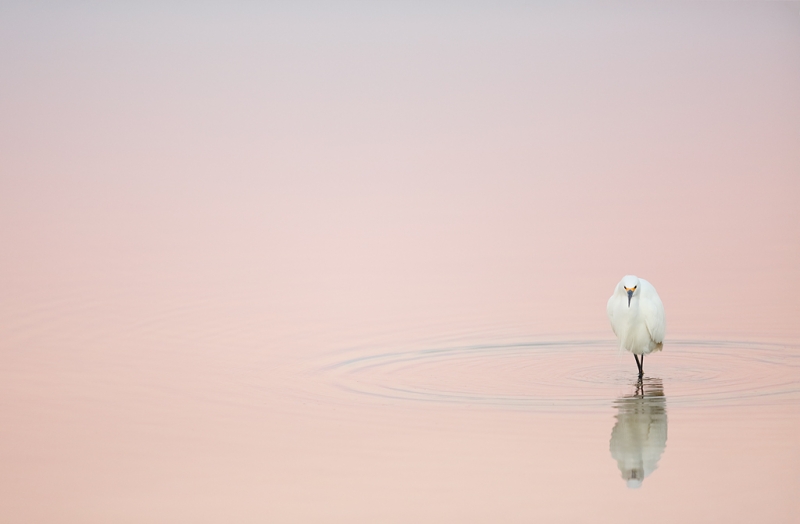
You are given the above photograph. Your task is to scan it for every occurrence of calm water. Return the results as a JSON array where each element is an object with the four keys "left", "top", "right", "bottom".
[{"left": 1, "top": 3, "right": 799, "bottom": 522}]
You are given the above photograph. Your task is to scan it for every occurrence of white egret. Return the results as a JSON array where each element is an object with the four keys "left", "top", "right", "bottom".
[{"left": 607, "top": 275, "right": 665, "bottom": 376}]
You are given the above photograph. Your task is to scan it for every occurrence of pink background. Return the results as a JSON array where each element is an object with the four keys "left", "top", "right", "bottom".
[{"left": 1, "top": 2, "right": 798, "bottom": 522}]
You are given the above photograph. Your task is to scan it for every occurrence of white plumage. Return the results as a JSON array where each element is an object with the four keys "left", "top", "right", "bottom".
[{"left": 607, "top": 275, "right": 666, "bottom": 375}]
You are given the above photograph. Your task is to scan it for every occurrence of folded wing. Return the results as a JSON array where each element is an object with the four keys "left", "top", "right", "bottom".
[{"left": 640, "top": 280, "right": 666, "bottom": 343}]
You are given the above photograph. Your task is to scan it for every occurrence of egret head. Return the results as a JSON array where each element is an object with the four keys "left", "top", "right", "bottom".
[{"left": 620, "top": 275, "right": 640, "bottom": 307}]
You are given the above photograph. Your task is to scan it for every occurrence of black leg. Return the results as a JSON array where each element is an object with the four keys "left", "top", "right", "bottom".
[
  {"left": 640, "top": 354, "right": 645, "bottom": 376},
  {"left": 634, "top": 354, "right": 642, "bottom": 376}
]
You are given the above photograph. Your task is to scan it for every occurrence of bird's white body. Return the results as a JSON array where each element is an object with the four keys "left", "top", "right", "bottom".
[{"left": 607, "top": 275, "right": 665, "bottom": 356}]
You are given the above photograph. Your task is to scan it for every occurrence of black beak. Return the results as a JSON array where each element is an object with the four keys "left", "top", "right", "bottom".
[{"left": 627, "top": 289, "right": 633, "bottom": 307}]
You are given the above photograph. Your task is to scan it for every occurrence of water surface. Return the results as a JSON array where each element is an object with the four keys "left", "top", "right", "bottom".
[{"left": 1, "top": 2, "right": 799, "bottom": 522}]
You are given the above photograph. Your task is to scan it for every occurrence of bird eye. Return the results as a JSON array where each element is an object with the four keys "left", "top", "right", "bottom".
[{"left": 633, "top": 286, "right": 637, "bottom": 290}]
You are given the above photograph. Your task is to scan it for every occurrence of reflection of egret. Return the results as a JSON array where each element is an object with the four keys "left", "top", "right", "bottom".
[
  {"left": 609, "top": 378, "right": 668, "bottom": 488},
  {"left": 607, "top": 275, "right": 666, "bottom": 376}
]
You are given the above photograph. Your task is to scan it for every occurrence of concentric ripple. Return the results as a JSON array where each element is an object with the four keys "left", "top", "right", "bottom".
[{"left": 322, "top": 339, "right": 800, "bottom": 410}]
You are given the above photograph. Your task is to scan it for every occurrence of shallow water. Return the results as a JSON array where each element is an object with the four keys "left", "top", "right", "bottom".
[
  {"left": 1, "top": 2, "right": 799, "bottom": 522},
  {"left": 323, "top": 339, "right": 800, "bottom": 409}
]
